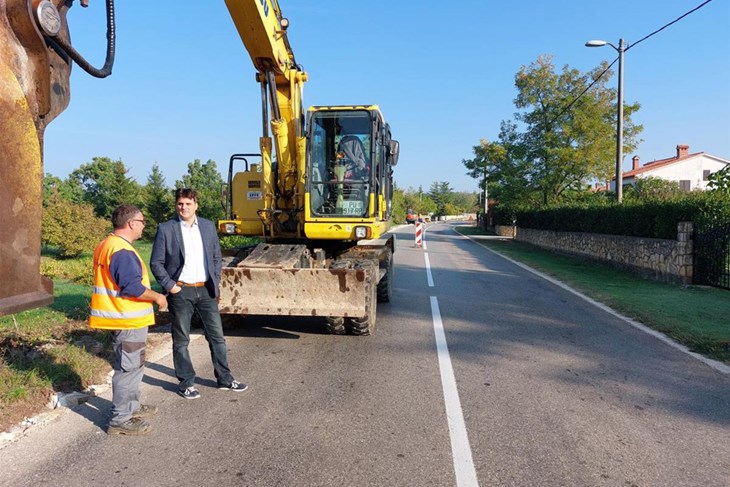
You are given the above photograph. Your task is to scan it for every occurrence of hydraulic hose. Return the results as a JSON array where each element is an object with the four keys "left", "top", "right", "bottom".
[{"left": 50, "top": 0, "right": 116, "bottom": 79}]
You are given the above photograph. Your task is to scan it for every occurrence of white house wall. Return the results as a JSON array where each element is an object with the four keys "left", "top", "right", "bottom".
[{"left": 629, "top": 155, "right": 729, "bottom": 190}]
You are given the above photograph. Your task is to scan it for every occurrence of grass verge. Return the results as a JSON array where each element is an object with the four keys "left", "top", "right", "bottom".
[
  {"left": 456, "top": 225, "right": 730, "bottom": 364},
  {"left": 0, "top": 240, "right": 169, "bottom": 434}
]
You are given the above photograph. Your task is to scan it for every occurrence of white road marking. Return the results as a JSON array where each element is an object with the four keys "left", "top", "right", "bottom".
[
  {"left": 471, "top": 239, "right": 730, "bottom": 375},
  {"left": 425, "top": 253, "right": 434, "bottom": 287},
  {"left": 430, "top": 296, "right": 479, "bottom": 487}
]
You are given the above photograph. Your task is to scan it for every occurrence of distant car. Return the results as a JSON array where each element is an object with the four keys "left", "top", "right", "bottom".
[{"left": 406, "top": 208, "right": 417, "bottom": 224}]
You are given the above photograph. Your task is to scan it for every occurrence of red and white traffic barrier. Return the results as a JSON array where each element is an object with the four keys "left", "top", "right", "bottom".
[{"left": 415, "top": 221, "right": 423, "bottom": 247}]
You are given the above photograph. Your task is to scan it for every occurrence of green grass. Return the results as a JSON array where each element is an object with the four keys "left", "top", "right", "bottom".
[{"left": 456, "top": 226, "right": 730, "bottom": 363}]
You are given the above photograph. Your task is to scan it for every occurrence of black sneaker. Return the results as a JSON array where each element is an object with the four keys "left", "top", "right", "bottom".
[
  {"left": 218, "top": 381, "right": 248, "bottom": 392},
  {"left": 178, "top": 386, "right": 201, "bottom": 399},
  {"left": 108, "top": 417, "right": 151, "bottom": 436},
  {"left": 132, "top": 404, "right": 158, "bottom": 419}
]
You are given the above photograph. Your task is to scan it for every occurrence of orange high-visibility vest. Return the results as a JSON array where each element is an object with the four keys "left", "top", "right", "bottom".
[{"left": 89, "top": 235, "right": 154, "bottom": 330}]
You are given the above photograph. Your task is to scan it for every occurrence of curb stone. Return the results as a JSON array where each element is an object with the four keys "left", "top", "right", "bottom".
[{"left": 0, "top": 327, "right": 201, "bottom": 449}]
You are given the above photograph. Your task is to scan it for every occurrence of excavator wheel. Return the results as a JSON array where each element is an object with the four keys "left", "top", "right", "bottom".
[
  {"left": 347, "top": 287, "right": 377, "bottom": 336},
  {"left": 347, "top": 316, "right": 373, "bottom": 336},
  {"left": 376, "top": 248, "right": 393, "bottom": 303},
  {"left": 324, "top": 316, "right": 346, "bottom": 334}
]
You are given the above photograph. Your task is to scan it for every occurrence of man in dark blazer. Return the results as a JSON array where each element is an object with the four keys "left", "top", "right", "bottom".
[{"left": 150, "top": 188, "right": 247, "bottom": 399}]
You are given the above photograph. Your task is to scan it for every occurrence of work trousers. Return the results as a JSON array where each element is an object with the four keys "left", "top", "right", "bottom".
[
  {"left": 109, "top": 327, "right": 148, "bottom": 426},
  {"left": 168, "top": 286, "right": 233, "bottom": 389}
]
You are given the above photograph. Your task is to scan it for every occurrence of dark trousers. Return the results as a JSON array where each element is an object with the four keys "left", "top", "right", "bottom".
[{"left": 168, "top": 286, "right": 233, "bottom": 389}]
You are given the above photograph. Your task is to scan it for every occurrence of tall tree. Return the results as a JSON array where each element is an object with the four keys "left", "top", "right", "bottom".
[
  {"left": 515, "top": 56, "right": 642, "bottom": 204},
  {"left": 428, "top": 181, "right": 454, "bottom": 217},
  {"left": 466, "top": 56, "right": 643, "bottom": 207},
  {"left": 451, "top": 191, "right": 479, "bottom": 213},
  {"left": 462, "top": 139, "right": 507, "bottom": 211},
  {"left": 43, "top": 173, "right": 84, "bottom": 205},
  {"left": 176, "top": 159, "right": 226, "bottom": 221},
  {"left": 143, "top": 163, "right": 174, "bottom": 237},
  {"left": 69, "top": 157, "right": 142, "bottom": 218}
]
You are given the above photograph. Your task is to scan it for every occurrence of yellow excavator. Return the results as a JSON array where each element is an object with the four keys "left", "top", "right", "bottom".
[{"left": 1, "top": 0, "right": 398, "bottom": 335}]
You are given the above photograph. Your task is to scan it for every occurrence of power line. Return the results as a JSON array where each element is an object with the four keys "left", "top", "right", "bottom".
[
  {"left": 627, "top": 0, "right": 714, "bottom": 51},
  {"left": 552, "top": 0, "right": 715, "bottom": 125}
]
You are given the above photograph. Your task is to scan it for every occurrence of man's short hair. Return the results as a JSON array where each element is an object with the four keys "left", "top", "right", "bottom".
[
  {"left": 112, "top": 204, "right": 142, "bottom": 229},
  {"left": 175, "top": 188, "right": 198, "bottom": 203}
]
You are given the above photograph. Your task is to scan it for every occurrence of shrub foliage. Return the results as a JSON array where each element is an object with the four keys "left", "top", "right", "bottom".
[
  {"left": 493, "top": 191, "right": 730, "bottom": 239},
  {"left": 42, "top": 197, "right": 110, "bottom": 257}
]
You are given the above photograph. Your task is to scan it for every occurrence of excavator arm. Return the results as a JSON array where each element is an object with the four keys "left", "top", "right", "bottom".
[
  {"left": 225, "top": 0, "right": 308, "bottom": 236},
  {"left": 1, "top": 1, "right": 398, "bottom": 334}
]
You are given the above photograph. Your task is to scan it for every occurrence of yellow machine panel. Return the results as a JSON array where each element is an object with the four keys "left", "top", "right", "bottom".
[{"left": 231, "top": 164, "right": 265, "bottom": 235}]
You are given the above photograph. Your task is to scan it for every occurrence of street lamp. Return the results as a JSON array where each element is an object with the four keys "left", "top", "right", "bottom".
[{"left": 586, "top": 38, "right": 627, "bottom": 203}]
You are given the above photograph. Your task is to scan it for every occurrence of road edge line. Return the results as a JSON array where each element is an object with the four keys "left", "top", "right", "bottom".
[{"left": 464, "top": 234, "right": 730, "bottom": 375}]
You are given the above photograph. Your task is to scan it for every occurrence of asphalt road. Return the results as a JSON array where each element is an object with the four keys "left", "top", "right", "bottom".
[{"left": 1, "top": 222, "right": 728, "bottom": 487}]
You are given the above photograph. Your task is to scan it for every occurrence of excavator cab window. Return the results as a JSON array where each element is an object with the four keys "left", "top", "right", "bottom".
[{"left": 308, "top": 110, "right": 374, "bottom": 217}]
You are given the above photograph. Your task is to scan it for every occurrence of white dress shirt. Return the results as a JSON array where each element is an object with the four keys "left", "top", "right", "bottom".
[{"left": 177, "top": 219, "right": 207, "bottom": 284}]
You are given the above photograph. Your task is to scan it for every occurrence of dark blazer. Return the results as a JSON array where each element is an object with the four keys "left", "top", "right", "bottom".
[{"left": 150, "top": 216, "right": 222, "bottom": 298}]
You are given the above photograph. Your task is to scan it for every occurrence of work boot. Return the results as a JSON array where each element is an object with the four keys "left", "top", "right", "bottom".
[
  {"left": 132, "top": 404, "right": 158, "bottom": 419},
  {"left": 107, "top": 417, "right": 152, "bottom": 436}
]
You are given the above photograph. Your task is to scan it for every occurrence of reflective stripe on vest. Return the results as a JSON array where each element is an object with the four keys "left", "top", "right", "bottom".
[
  {"left": 93, "top": 286, "right": 121, "bottom": 297},
  {"left": 90, "top": 306, "right": 154, "bottom": 319},
  {"left": 89, "top": 235, "right": 155, "bottom": 330}
]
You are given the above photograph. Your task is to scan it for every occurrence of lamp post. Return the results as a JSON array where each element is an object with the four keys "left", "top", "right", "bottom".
[{"left": 586, "top": 38, "right": 626, "bottom": 203}]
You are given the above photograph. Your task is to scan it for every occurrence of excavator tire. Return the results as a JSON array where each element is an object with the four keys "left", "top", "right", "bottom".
[
  {"left": 376, "top": 248, "right": 393, "bottom": 303},
  {"left": 325, "top": 316, "right": 346, "bottom": 334},
  {"left": 347, "top": 316, "right": 372, "bottom": 336},
  {"left": 349, "top": 266, "right": 378, "bottom": 335}
]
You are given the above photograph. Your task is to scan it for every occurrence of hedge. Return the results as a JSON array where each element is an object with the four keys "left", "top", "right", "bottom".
[{"left": 492, "top": 192, "right": 730, "bottom": 239}]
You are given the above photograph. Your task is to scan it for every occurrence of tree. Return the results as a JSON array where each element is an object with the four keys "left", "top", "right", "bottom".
[
  {"left": 707, "top": 165, "right": 730, "bottom": 196},
  {"left": 391, "top": 185, "right": 407, "bottom": 223},
  {"left": 470, "top": 55, "right": 643, "bottom": 208},
  {"left": 43, "top": 173, "right": 84, "bottom": 205},
  {"left": 42, "top": 195, "right": 110, "bottom": 257},
  {"left": 623, "top": 176, "right": 684, "bottom": 202},
  {"left": 176, "top": 159, "right": 226, "bottom": 221},
  {"left": 451, "top": 191, "right": 479, "bottom": 213},
  {"left": 143, "top": 163, "right": 174, "bottom": 238},
  {"left": 428, "top": 181, "right": 454, "bottom": 217},
  {"left": 462, "top": 139, "right": 507, "bottom": 211},
  {"left": 69, "top": 157, "right": 142, "bottom": 218}
]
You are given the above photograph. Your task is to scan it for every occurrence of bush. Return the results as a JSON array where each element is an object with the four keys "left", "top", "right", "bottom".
[
  {"left": 42, "top": 197, "right": 110, "bottom": 258},
  {"left": 40, "top": 254, "right": 94, "bottom": 285},
  {"left": 493, "top": 190, "right": 730, "bottom": 239},
  {"left": 219, "top": 234, "right": 260, "bottom": 250}
]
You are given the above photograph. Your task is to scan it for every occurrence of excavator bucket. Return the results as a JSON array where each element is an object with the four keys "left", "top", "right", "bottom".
[
  {"left": 218, "top": 244, "right": 378, "bottom": 320},
  {"left": 0, "top": 1, "right": 72, "bottom": 315}
]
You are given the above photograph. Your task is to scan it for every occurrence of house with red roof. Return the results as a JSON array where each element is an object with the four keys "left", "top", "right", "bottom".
[{"left": 615, "top": 144, "right": 729, "bottom": 192}]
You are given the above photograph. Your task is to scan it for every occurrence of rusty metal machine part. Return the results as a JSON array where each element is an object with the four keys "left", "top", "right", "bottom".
[{"left": 0, "top": 0, "right": 72, "bottom": 315}]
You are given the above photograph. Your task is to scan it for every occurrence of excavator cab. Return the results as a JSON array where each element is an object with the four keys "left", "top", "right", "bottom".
[{"left": 305, "top": 105, "right": 398, "bottom": 239}]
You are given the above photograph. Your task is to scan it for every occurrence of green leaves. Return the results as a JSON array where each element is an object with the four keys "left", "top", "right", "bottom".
[
  {"left": 41, "top": 197, "right": 109, "bottom": 257},
  {"left": 464, "top": 55, "right": 643, "bottom": 208},
  {"left": 175, "top": 159, "right": 226, "bottom": 222},
  {"left": 69, "top": 157, "right": 142, "bottom": 219}
]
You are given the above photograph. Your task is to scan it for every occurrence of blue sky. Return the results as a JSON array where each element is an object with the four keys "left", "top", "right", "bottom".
[{"left": 44, "top": 0, "right": 730, "bottom": 193}]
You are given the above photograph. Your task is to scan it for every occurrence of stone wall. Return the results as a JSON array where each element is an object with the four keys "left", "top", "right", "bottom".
[
  {"left": 493, "top": 223, "right": 694, "bottom": 284},
  {"left": 493, "top": 224, "right": 516, "bottom": 238}
]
